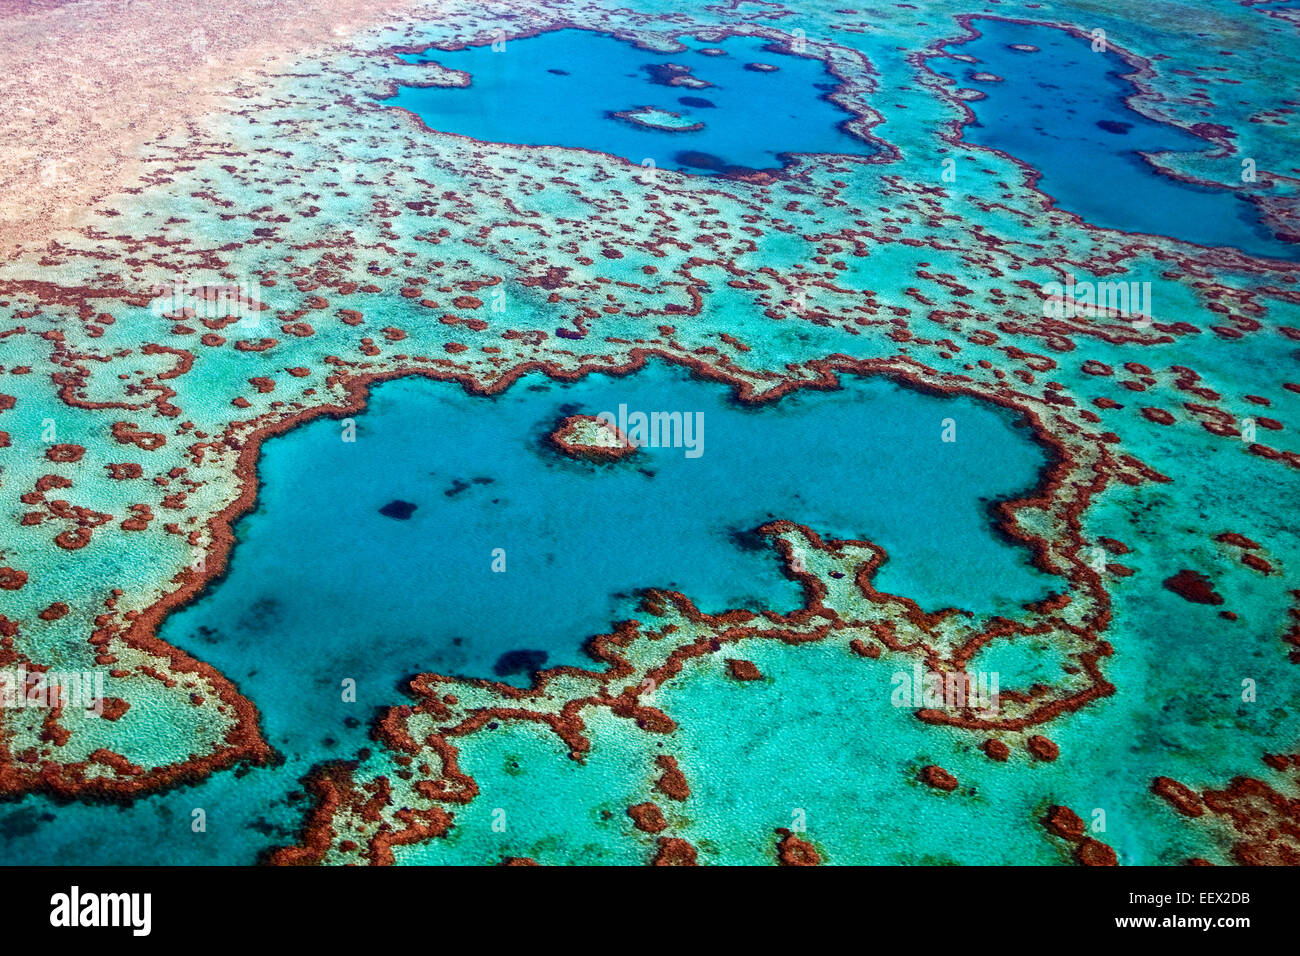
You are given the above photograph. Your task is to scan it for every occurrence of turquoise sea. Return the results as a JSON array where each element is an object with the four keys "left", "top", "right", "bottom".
[{"left": 2, "top": 7, "right": 1297, "bottom": 868}]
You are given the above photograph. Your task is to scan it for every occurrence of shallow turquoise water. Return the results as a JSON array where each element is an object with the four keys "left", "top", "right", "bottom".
[
  {"left": 0, "top": 361, "right": 1050, "bottom": 864},
  {"left": 933, "top": 18, "right": 1296, "bottom": 260},
  {"left": 389, "top": 30, "right": 874, "bottom": 174}
]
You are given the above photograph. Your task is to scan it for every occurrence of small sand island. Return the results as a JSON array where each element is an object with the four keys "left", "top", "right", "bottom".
[
  {"left": 548, "top": 414, "right": 639, "bottom": 462},
  {"left": 611, "top": 106, "right": 704, "bottom": 132}
]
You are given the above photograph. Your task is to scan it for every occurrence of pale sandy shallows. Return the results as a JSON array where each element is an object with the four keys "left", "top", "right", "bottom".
[{"left": 0, "top": 0, "right": 408, "bottom": 261}]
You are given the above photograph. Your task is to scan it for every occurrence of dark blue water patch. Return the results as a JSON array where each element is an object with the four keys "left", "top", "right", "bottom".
[
  {"left": 675, "top": 150, "right": 738, "bottom": 173},
  {"left": 494, "top": 648, "right": 549, "bottom": 677},
  {"left": 933, "top": 18, "right": 1296, "bottom": 260},
  {"left": 0, "top": 360, "right": 1052, "bottom": 865},
  {"left": 379, "top": 499, "right": 418, "bottom": 519},
  {"left": 1096, "top": 120, "right": 1132, "bottom": 135},
  {"left": 387, "top": 30, "right": 874, "bottom": 174}
]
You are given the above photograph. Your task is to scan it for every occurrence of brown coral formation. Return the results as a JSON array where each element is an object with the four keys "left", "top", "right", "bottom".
[
  {"left": 1026, "top": 735, "right": 1060, "bottom": 761},
  {"left": 981, "top": 739, "right": 1010, "bottom": 762},
  {"left": 651, "top": 837, "right": 698, "bottom": 866},
  {"left": 627, "top": 802, "right": 668, "bottom": 834},
  {"left": 1162, "top": 569, "right": 1225, "bottom": 605},
  {"left": 654, "top": 755, "right": 691, "bottom": 802},
  {"left": 725, "top": 658, "right": 763, "bottom": 681},
  {"left": 1152, "top": 760, "right": 1300, "bottom": 865},
  {"left": 919, "top": 764, "right": 959, "bottom": 792},
  {"left": 1040, "top": 804, "right": 1118, "bottom": 866},
  {"left": 774, "top": 828, "right": 822, "bottom": 866}
]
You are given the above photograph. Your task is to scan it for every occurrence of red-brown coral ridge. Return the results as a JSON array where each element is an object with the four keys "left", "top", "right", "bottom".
[
  {"left": 627, "top": 802, "right": 668, "bottom": 833},
  {"left": 726, "top": 658, "right": 763, "bottom": 681}
]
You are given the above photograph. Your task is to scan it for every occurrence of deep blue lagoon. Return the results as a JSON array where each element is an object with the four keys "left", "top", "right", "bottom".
[
  {"left": 389, "top": 30, "right": 874, "bottom": 174},
  {"left": 933, "top": 17, "right": 1295, "bottom": 260}
]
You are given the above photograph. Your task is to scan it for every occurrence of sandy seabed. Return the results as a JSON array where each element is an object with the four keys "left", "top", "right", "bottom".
[{"left": 0, "top": 0, "right": 412, "bottom": 260}]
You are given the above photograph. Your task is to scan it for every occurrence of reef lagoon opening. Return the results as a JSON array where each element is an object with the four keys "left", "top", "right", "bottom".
[{"left": 387, "top": 29, "right": 875, "bottom": 174}]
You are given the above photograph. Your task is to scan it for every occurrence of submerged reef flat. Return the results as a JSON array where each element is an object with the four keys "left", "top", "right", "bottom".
[
  {"left": 610, "top": 107, "right": 705, "bottom": 134},
  {"left": 0, "top": 0, "right": 1298, "bottom": 867}
]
